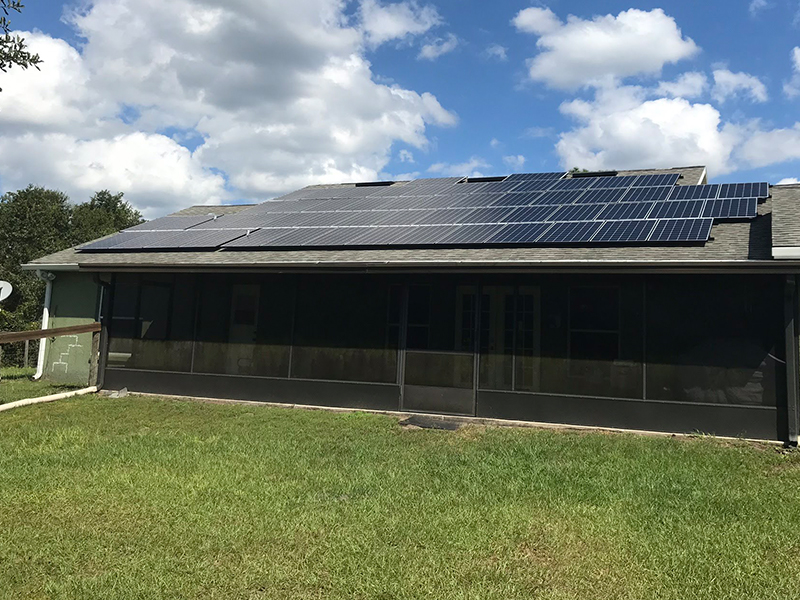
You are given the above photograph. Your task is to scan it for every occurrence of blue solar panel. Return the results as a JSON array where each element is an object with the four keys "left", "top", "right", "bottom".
[
  {"left": 299, "top": 227, "right": 369, "bottom": 246},
  {"left": 702, "top": 198, "right": 758, "bottom": 219},
  {"left": 622, "top": 186, "right": 672, "bottom": 202},
  {"left": 438, "top": 224, "right": 508, "bottom": 244},
  {"left": 494, "top": 191, "right": 543, "bottom": 206},
  {"left": 649, "top": 218, "right": 712, "bottom": 242},
  {"left": 413, "top": 209, "right": 478, "bottom": 225},
  {"left": 548, "top": 203, "right": 605, "bottom": 222},
  {"left": 649, "top": 200, "right": 705, "bottom": 219},
  {"left": 80, "top": 231, "right": 147, "bottom": 251},
  {"left": 125, "top": 215, "right": 219, "bottom": 231},
  {"left": 668, "top": 184, "right": 720, "bottom": 200},
  {"left": 373, "top": 210, "right": 430, "bottom": 226},
  {"left": 632, "top": 173, "right": 680, "bottom": 187},
  {"left": 588, "top": 175, "right": 639, "bottom": 189},
  {"left": 593, "top": 220, "right": 656, "bottom": 243},
  {"left": 717, "top": 182, "right": 769, "bottom": 199},
  {"left": 532, "top": 190, "right": 586, "bottom": 205},
  {"left": 488, "top": 222, "right": 553, "bottom": 243},
  {"left": 575, "top": 188, "right": 628, "bottom": 203},
  {"left": 597, "top": 202, "right": 654, "bottom": 221},
  {"left": 505, "top": 205, "right": 558, "bottom": 222},
  {"left": 549, "top": 177, "right": 597, "bottom": 191},
  {"left": 538, "top": 221, "right": 602, "bottom": 243},
  {"left": 511, "top": 179, "right": 559, "bottom": 193}
]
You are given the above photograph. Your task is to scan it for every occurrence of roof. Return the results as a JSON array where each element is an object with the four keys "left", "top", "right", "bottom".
[{"left": 24, "top": 166, "right": 799, "bottom": 272}]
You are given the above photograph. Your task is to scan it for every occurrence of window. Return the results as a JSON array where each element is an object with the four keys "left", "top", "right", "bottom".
[{"left": 568, "top": 286, "right": 620, "bottom": 376}]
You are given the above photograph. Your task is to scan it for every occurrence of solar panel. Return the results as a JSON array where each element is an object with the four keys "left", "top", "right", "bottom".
[
  {"left": 438, "top": 224, "right": 508, "bottom": 244},
  {"left": 632, "top": 173, "right": 680, "bottom": 187},
  {"left": 414, "top": 209, "right": 478, "bottom": 225},
  {"left": 702, "top": 198, "right": 758, "bottom": 219},
  {"left": 597, "top": 202, "right": 654, "bottom": 221},
  {"left": 593, "top": 220, "right": 656, "bottom": 243},
  {"left": 493, "top": 191, "right": 543, "bottom": 206},
  {"left": 505, "top": 205, "right": 558, "bottom": 222},
  {"left": 538, "top": 221, "right": 602, "bottom": 243},
  {"left": 511, "top": 179, "right": 559, "bottom": 193},
  {"left": 532, "top": 190, "right": 587, "bottom": 205},
  {"left": 549, "top": 177, "right": 598, "bottom": 191},
  {"left": 588, "top": 175, "right": 639, "bottom": 189},
  {"left": 717, "top": 182, "right": 769, "bottom": 199},
  {"left": 649, "top": 218, "right": 713, "bottom": 242},
  {"left": 487, "top": 222, "right": 553, "bottom": 243},
  {"left": 649, "top": 200, "right": 705, "bottom": 219},
  {"left": 106, "top": 229, "right": 251, "bottom": 250},
  {"left": 297, "top": 227, "right": 367, "bottom": 247},
  {"left": 547, "top": 204, "right": 605, "bottom": 222},
  {"left": 79, "top": 231, "right": 147, "bottom": 251},
  {"left": 668, "top": 184, "right": 720, "bottom": 200},
  {"left": 574, "top": 187, "right": 628, "bottom": 203},
  {"left": 375, "top": 210, "right": 432, "bottom": 226},
  {"left": 478, "top": 181, "right": 522, "bottom": 194},
  {"left": 622, "top": 186, "right": 672, "bottom": 202},
  {"left": 125, "top": 215, "right": 217, "bottom": 231},
  {"left": 442, "top": 193, "right": 494, "bottom": 208},
  {"left": 223, "top": 227, "right": 298, "bottom": 248}
]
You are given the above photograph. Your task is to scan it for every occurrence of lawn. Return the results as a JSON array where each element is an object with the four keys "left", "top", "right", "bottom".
[
  {"left": 1, "top": 396, "right": 799, "bottom": 599},
  {"left": 0, "top": 367, "right": 79, "bottom": 404}
]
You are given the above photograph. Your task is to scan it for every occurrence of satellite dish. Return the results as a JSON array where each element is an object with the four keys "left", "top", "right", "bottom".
[{"left": 0, "top": 281, "right": 12, "bottom": 303}]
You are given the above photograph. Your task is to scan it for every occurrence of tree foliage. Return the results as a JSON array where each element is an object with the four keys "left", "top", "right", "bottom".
[
  {"left": 0, "top": 186, "right": 143, "bottom": 333},
  {"left": 0, "top": 1, "right": 42, "bottom": 91}
]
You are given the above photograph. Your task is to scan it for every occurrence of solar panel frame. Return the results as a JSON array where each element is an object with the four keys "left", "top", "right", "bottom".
[
  {"left": 597, "top": 202, "right": 655, "bottom": 221},
  {"left": 538, "top": 221, "right": 602, "bottom": 244},
  {"left": 573, "top": 187, "right": 628, "bottom": 204},
  {"left": 587, "top": 175, "right": 639, "bottom": 189},
  {"left": 438, "top": 224, "right": 509, "bottom": 245},
  {"left": 505, "top": 172, "right": 565, "bottom": 181},
  {"left": 717, "top": 182, "right": 769, "bottom": 199},
  {"left": 413, "top": 209, "right": 478, "bottom": 225},
  {"left": 648, "top": 218, "right": 713, "bottom": 242},
  {"left": 222, "top": 227, "right": 299, "bottom": 248},
  {"left": 487, "top": 222, "right": 553, "bottom": 244},
  {"left": 621, "top": 186, "right": 673, "bottom": 202},
  {"left": 531, "top": 190, "right": 587, "bottom": 205},
  {"left": 79, "top": 231, "right": 149, "bottom": 251},
  {"left": 548, "top": 177, "right": 598, "bottom": 191},
  {"left": 547, "top": 203, "right": 605, "bottom": 222},
  {"left": 631, "top": 173, "right": 680, "bottom": 187},
  {"left": 125, "top": 215, "right": 218, "bottom": 232},
  {"left": 508, "top": 179, "right": 558, "bottom": 193},
  {"left": 648, "top": 200, "right": 706, "bottom": 219},
  {"left": 493, "top": 191, "right": 543, "bottom": 206},
  {"left": 702, "top": 198, "right": 758, "bottom": 219},
  {"left": 668, "top": 184, "right": 720, "bottom": 200},
  {"left": 505, "top": 205, "right": 558, "bottom": 222},
  {"left": 593, "top": 220, "right": 656, "bottom": 243}
]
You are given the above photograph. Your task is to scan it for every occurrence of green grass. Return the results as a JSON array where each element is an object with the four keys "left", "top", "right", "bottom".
[
  {"left": 0, "top": 367, "right": 79, "bottom": 404},
  {"left": 1, "top": 395, "right": 799, "bottom": 599}
]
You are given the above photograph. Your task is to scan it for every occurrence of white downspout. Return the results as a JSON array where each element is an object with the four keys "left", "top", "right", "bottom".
[{"left": 33, "top": 270, "right": 55, "bottom": 380}]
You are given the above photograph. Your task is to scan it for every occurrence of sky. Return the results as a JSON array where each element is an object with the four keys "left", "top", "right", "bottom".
[{"left": 2, "top": 0, "right": 800, "bottom": 218}]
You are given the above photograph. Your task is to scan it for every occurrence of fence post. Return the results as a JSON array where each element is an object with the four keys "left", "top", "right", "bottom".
[
  {"left": 88, "top": 330, "right": 100, "bottom": 386},
  {"left": 23, "top": 340, "right": 29, "bottom": 368}
]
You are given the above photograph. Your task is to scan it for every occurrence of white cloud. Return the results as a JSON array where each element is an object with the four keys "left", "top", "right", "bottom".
[
  {"left": 777, "top": 177, "right": 799, "bottom": 184},
  {"left": 712, "top": 69, "right": 768, "bottom": 103},
  {"left": 737, "top": 124, "right": 800, "bottom": 168},
  {"left": 749, "top": 0, "right": 769, "bottom": 17},
  {"left": 484, "top": 44, "right": 507, "bottom": 61},
  {"left": 656, "top": 72, "right": 708, "bottom": 98},
  {"left": 514, "top": 8, "right": 699, "bottom": 89},
  {"left": 359, "top": 0, "right": 441, "bottom": 47},
  {"left": 418, "top": 33, "right": 458, "bottom": 60},
  {"left": 428, "top": 156, "right": 490, "bottom": 177},
  {"left": 398, "top": 149, "right": 414, "bottom": 162},
  {"left": 0, "top": 0, "right": 457, "bottom": 217},
  {"left": 556, "top": 85, "right": 741, "bottom": 175},
  {"left": 784, "top": 47, "right": 800, "bottom": 98},
  {"left": 489, "top": 138, "right": 501, "bottom": 148},
  {"left": 502, "top": 155, "right": 526, "bottom": 170},
  {"left": 522, "top": 126, "right": 555, "bottom": 138}
]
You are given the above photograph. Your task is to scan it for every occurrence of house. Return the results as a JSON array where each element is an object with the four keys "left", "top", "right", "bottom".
[{"left": 23, "top": 166, "right": 800, "bottom": 443}]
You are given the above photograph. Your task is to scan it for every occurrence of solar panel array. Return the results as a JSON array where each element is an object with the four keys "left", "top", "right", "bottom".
[{"left": 79, "top": 172, "right": 770, "bottom": 252}]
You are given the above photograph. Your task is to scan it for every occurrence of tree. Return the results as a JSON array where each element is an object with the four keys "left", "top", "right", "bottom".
[
  {"left": 71, "top": 190, "right": 143, "bottom": 246},
  {"left": 0, "top": 1, "right": 42, "bottom": 91}
]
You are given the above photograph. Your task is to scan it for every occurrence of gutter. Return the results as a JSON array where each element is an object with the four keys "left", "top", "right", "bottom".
[
  {"left": 32, "top": 270, "right": 55, "bottom": 380},
  {"left": 20, "top": 263, "right": 79, "bottom": 272}
]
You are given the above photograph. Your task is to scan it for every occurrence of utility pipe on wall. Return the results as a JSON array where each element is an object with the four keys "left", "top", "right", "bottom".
[{"left": 33, "top": 270, "right": 55, "bottom": 380}]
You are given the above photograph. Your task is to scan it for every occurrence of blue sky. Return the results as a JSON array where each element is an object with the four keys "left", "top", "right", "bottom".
[{"left": 2, "top": 1, "right": 800, "bottom": 216}]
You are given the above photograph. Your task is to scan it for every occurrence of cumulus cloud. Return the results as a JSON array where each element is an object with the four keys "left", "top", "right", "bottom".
[
  {"left": 749, "top": 0, "right": 769, "bottom": 17},
  {"left": 711, "top": 69, "right": 768, "bottom": 103},
  {"left": 777, "top": 177, "right": 799, "bottom": 184},
  {"left": 502, "top": 155, "right": 526, "bottom": 170},
  {"left": 428, "top": 157, "right": 490, "bottom": 177},
  {"left": 0, "top": 0, "right": 457, "bottom": 217},
  {"left": 784, "top": 47, "right": 800, "bottom": 98},
  {"left": 359, "top": 0, "right": 441, "bottom": 47},
  {"left": 513, "top": 7, "right": 699, "bottom": 89},
  {"left": 737, "top": 124, "right": 800, "bottom": 168},
  {"left": 656, "top": 72, "right": 708, "bottom": 98},
  {"left": 418, "top": 33, "right": 458, "bottom": 60},
  {"left": 398, "top": 149, "right": 414, "bottom": 162},
  {"left": 484, "top": 44, "right": 507, "bottom": 61}
]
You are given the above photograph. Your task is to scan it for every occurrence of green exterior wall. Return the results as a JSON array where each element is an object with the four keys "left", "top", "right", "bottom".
[{"left": 42, "top": 272, "right": 100, "bottom": 385}]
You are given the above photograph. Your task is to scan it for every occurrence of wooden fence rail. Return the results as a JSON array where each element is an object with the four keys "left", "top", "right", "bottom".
[{"left": 0, "top": 322, "right": 101, "bottom": 344}]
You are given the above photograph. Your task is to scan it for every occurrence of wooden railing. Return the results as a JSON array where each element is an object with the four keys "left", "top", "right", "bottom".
[{"left": 0, "top": 322, "right": 102, "bottom": 384}]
